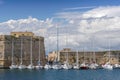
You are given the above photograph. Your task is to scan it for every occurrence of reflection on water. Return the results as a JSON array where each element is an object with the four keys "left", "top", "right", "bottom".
[{"left": 0, "top": 69, "right": 120, "bottom": 80}]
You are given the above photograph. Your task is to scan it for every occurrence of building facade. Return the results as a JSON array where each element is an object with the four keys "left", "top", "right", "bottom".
[{"left": 0, "top": 32, "right": 46, "bottom": 68}]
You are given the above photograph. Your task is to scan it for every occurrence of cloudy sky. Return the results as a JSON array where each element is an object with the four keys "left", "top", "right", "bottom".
[{"left": 1, "top": 0, "right": 120, "bottom": 53}]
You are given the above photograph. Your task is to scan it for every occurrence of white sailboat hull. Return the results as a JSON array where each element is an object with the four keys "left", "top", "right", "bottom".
[
  {"left": 114, "top": 64, "right": 120, "bottom": 68},
  {"left": 102, "top": 64, "right": 113, "bottom": 70},
  {"left": 18, "top": 65, "right": 26, "bottom": 69},
  {"left": 52, "top": 65, "right": 62, "bottom": 69},
  {"left": 44, "top": 64, "right": 51, "bottom": 69},
  {"left": 62, "top": 64, "right": 72, "bottom": 69},
  {"left": 73, "top": 65, "right": 79, "bottom": 69},
  {"left": 35, "top": 65, "right": 43, "bottom": 69},
  {"left": 89, "top": 63, "right": 98, "bottom": 69},
  {"left": 27, "top": 64, "right": 34, "bottom": 69},
  {"left": 9, "top": 65, "right": 18, "bottom": 69}
]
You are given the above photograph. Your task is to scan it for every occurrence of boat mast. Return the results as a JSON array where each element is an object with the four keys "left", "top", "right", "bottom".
[
  {"left": 11, "top": 39, "right": 14, "bottom": 64},
  {"left": 20, "top": 37, "right": 23, "bottom": 64},
  {"left": 108, "top": 39, "right": 111, "bottom": 62},
  {"left": 92, "top": 38, "right": 96, "bottom": 63},
  {"left": 56, "top": 24, "right": 60, "bottom": 62},
  {"left": 38, "top": 37, "right": 40, "bottom": 63},
  {"left": 30, "top": 37, "right": 33, "bottom": 65},
  {"left": 83, "top": 47, "right": 85, "bottom": 63},
  {"left": 76, "top": 51, "right": 79, "bottom": 64},
  {"left": 66, "top": 26, "right": 68, "bottom": 63}
]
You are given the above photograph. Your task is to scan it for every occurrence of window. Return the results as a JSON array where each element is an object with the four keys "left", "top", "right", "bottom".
[
  {"left": 22, "top": 34, "right": 24, "bottom": 36},
  {"left": 14, "top": 34, "right": 16, "bottom": 36}
]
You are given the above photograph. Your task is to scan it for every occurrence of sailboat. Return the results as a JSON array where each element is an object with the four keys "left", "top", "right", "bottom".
[
  {"left": 44, "top": 62, "right": 52, "bottom": 69},
  {"left": 89, "top": 40, "right": 99, "bottom": 69},
  {"left": 102, "top": 61, "right": 113, "bottom": 70},
  {"left": 52, "top": 51, "right": 62, "bottom": 69},
  {"left": 62, "top": 27, "right": 72, "bottom": 70},
  {"left": 27, "top": 37, "right": 34, "bottom": 69},
  {"left": 89, "top": 53, "right": 99, "bottom": 69},
  {"left": 102, "top": 40, "right": 113, "bottom": 70},
  {"left": 9, "top": 39, "right": 18, "bottom": 69},
  {"left": 18, "top": 37, "right": 26, "bottom": 69},
  {"left": 52, "top": 60, "right": 62, "bottom": 69},
  {"left": 44, "top": 33, "right": 52, "bottom": 69},
  {"left": 73, "top": 51, "right": 80, "bottom": 69},
  {"left": 62, "top": 50, "right": 72, "bottom": 69},
  {"left": 52, "top": 52, "right": 62, "bottom": 69},
  {"left": 52, "top": 25, "right": 62, "bottom": 70},
  {"left": 35, "top": 38, "right": 43, "bottom": 69},
  {"left": 80, "top": 48, "right": 89, "bottom": 69}
]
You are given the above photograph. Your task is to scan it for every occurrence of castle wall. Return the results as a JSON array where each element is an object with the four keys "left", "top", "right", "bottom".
[{"left": 0, "top": 32, "right": 46, "bottom": 68}]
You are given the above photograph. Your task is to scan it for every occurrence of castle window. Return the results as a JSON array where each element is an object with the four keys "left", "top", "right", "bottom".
[
  {"left": 14, "top": 34, "right": 16, "bottom": 36},
  {"left": 22, "top": 34, "right": 24, "bottom": 36}
]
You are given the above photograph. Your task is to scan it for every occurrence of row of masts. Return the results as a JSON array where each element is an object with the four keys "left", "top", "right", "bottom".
[
  {"left": 44, "top": 49, "right": 120, "bottom": 70},
  {"left": 10, "top": 37, "right": 42, "bottom": 69},
  {"left": 44, "top": 25, "right": 119, "bottom": 70},
  {"left": 10, "top": 25, "right": 119, "bottom": 70}
]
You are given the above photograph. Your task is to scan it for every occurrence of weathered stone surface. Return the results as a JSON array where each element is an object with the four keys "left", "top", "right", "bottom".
[
  {"left": 0, "top": 32, "right": 46, "bottom": 67},
  {"left": 48, "top": 48, "right": 120, "bottom": 65}
]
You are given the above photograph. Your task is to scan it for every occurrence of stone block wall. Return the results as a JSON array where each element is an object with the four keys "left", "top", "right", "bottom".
[{"left": 0, "top": 33, "right": 46, "bottom": 67}]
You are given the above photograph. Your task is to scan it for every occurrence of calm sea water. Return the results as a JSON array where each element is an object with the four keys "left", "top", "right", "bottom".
[{"left": 0, "top": 69, "right": 120, "bottom": 80}]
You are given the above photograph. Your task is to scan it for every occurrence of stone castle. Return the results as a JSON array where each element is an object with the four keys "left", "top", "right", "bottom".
[{"left": 0, "top": 31, "right": 46, "bottom": 68}]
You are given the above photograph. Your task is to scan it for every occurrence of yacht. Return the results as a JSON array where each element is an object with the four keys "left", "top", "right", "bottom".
[
  {"left": 80, "top": 48, "right": 89, "bottom": 69},
  {"left": 89, "top": 52, "right": 99, "bottom": 69},
  {"left": 44, "top": 62, "right": 52, "bottom": 69},
  {"left": 35, "top": 61, "right": 43, "bottom": 69},
  {"left": 18, "top": 63, "right": 26, "bottom": 69},
  {"left": 35, "top": 38, "right": 43, "bottom": 69},
  {"left": 102, "top": 40, "right": 113, "bottom": 70},
  {"left": 27, "top": 37, "right": 34, "bottom": 69},
  {"left": 52, "top": 25, "right": 62, "bottom": 70},
  {"left": 62, "top": 50, "right": 72, "bottom": 69},
  {"left": 89, "top": 62, "right": 99, "bottom": 69},
  {"left": 9, "top": 39, "right": 18, "bottom": 69},
  {"left": 80, "top": 62, "right": 89, "bottom": 69},
  {"left": 10, "top": 63, "right": 18, "bottom": 69},
  {"left": 62, "top": 61, "right": 72, "bottom": 69},
  {"left": 18, "top": 38, "right": 26, "bottom": 69},
  {"left": 73, "top": 51, "right": 79, "bottom": 69},
  {"left": 102, "top": 62, "right": 113, "bottom": 70},
  {"left": 73, "top": 64, "right": 79, "bottom": 69},
  {"left": 89, "top": 38, "right": 99, "bottom": 69},
  {"left": 27, "top": 64, "right": 34, "bottom": 69},
  {"left": 114, "top": 63, "right": 120, "bottom": 68},
  {"left": 52, "top": 62, "right": 62, "bottom": 69}
]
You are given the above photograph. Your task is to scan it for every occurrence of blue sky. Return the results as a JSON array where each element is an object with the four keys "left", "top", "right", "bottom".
[
  {"left": 0, "top": 0, "right": 120, "bottom": 22},
  {"left": 1, "top": 0, "right": 120, "bottom": 52}
]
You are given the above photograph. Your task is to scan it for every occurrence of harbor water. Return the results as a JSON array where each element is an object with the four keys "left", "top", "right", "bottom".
[{"left": 0, "top": 69, "right": 120, "bottom": 80}]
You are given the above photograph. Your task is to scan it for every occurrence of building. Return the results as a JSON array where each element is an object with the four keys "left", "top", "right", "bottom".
[
  {"left": 48, "top": 48, "right": 120, "bottom": 65},
  {"left": 0, "top": 32, "right": 46, "bottom": 68}
]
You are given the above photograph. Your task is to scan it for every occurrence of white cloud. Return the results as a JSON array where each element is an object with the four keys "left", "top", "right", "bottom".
[
  {"left": 64, "top": 6, "right": 96, "bottom": 10},
  {"left": 82, "top": 6, "right": 120, "bottom": 18},
  {"left": 0, "top": 6, "right": 120, "bottom": 53},
  {"left": 56, "top": 6, "right": 120, "bottom": 51}
]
